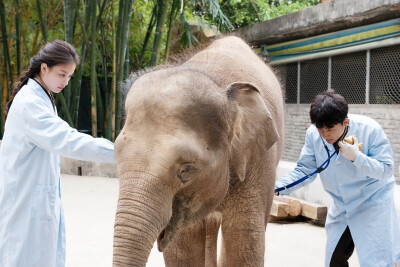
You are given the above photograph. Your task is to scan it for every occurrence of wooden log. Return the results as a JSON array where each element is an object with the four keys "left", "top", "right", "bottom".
[
  {"left": 295, "top": 198, "right": 327, "bottom": 220},
  {"left": 270, "top": 199, "right": 289, "bottom": 217},
  {"left": 274, "top": 196, "right": 302, "bottom": 216}
]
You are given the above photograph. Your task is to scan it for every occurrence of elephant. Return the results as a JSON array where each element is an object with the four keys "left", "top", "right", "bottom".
[{"left": 113, "top": 36, "right": 284, "bottom": 267}]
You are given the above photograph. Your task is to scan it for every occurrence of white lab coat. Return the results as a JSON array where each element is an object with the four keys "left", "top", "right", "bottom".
[
  {"left": 276, "top": 114, "right": 400, "bottom": 267},
  {"left": 0, "top": 78, "right": 115, "bottom": 267}
]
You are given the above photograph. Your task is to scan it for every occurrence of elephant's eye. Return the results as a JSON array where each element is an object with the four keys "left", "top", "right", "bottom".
[{"left": 177, "top": 163, "right": 198, "bottom": 184}]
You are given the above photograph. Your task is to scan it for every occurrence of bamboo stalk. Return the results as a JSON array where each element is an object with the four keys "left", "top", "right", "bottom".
[
  {"left": 70, "top": 46, "right": 87, "bottom": 126},
  {"left": 36, "top": 0, "right": 47, "bottom": 41},
  {"left": 96, "top": 0, "right": 107, "bottom": 29},
  {"left": 115, "top": 0, "right": 124, "bottom": 67},
  {"left": 64, "top": 0, "right": 70, "bottom": 42},
  {"left": 75, "top": 2, "right": 90, "bottom": 47},
  {"left": 70, "top": 0, "right": 91, "bottom": 127},
  {"left": 111, "top": 0, "right": 116, "bottom": 141},
  {"left": 150, "top": 0, "right": 170, "bottom": 66},
  {"left": 90, "top": 0, "right": 98, "bottom": 137},
  {"left": 63, "top": 0, "right": 74, "bottom": 109},
  {"left": 14, "top": 0, "right": 21, "bottom": 75},
  {"left": 20, "top": 6, "right": 30, "bottom": 59},
  {"left": 138, "top": 6, "right": 156, "bottom": 68},
  {"left": 43, "top": 0, "right": 47, "bottom": 34},
  {"left": 115, "top": 0, "right": 134, "bottom": 136},
  {"left": 164, "top": 0, "right": 179, "bottom": 62},
  {"left": 0, "top": 72, "right": 6, "bottom": 130},
  {"left": 0, "top": 0, "right": 12, "bottom": 94},
  {"left": 56, "top": 93, "right": 74, "bottom": 126},
  {"left": 100, "top": 16, "right": 111, "bottom": 139},
  {"left": 0, "top": 71, "right": 3, "bottom": 138}
]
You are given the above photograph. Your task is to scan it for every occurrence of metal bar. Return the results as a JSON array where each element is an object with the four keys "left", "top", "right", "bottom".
[
  {"left": 366, "top": 49, "right": 371, "bottom": 105},
  {"left": 297, "top": 61, "right": 301, "bottom": 104},
  {"left": 328, "top": 56, "right": 332, "bottom": 90}
]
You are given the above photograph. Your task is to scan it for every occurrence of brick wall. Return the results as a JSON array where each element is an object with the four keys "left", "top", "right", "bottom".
[{"left": 282, "top": 104, "right": 400, "bottom": 182}]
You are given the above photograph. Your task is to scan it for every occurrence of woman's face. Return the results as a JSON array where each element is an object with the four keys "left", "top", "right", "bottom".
[{"left": 40, "top": 63, "right": 76, "bottom": 93}]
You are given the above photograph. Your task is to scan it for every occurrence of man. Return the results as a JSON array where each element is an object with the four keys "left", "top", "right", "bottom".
[{"left": 275, "top": 89, "right": 400, "bottom": 267}]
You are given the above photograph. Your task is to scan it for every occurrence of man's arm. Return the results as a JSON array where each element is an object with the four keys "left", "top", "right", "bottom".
[{"left": 340, "top": 127, "right": 393, "bottom": 180}]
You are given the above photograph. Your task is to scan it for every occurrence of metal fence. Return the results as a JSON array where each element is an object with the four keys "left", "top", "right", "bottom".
[{"left": 275, "top": 44, "right": 400, "bottom": 104}]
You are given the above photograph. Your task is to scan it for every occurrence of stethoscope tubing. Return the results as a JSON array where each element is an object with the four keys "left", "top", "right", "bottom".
[{"left": 274, "top": 145, "right": 339, "bottom": 194}]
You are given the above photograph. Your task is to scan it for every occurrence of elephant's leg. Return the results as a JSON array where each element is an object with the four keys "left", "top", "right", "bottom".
[
  {"left": 163, "top": 219, "right": 207, "bottom": 267},
  {"left": 218, "top": 202, "right": 266, "bottom": 267},
  {"left": 218, "top": 167, "right": 276, "bottom": 267},
  {"left": 205, "top": 212, "right": 221, "bottom": 267},
  {"left": 218, "top": 161, "right": 276, "bottom": 267}
]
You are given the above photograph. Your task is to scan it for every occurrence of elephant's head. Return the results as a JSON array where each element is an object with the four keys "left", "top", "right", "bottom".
[{"left": 112, "top": 68, "right": 279, "bottom": 266}]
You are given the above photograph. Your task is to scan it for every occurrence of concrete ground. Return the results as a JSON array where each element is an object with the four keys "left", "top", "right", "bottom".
[{"left": 62, "top": 174, "right": 398, "bottom": 267}]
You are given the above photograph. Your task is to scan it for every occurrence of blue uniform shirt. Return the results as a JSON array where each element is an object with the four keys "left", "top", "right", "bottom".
[
  {"left": 0, "top": 79, "right": 115, "bottom": 267},
  {"left": 276, "top": 114, "right": 400, "bottom": 267}
]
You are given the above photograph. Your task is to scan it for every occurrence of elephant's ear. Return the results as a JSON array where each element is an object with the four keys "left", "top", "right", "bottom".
[{"left": 227, "top": 82, "right": 280, "bottom": 182}]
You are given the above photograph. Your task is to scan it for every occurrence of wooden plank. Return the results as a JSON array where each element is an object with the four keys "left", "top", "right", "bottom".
[{"left": 270, "top": 199, "right": 289, "bottom": 217}]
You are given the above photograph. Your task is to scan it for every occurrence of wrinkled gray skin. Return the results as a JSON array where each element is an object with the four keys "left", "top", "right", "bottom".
[{"left": 113, "top": 36, "right": 284, "bottom": 267}]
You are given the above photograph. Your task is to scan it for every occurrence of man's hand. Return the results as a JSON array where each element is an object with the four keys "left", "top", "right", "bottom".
[{"left": 338, "top": 136, "right": 360, "bottom": 162}]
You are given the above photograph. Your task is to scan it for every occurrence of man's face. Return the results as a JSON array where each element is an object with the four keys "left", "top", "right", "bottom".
[{"left": 317, "top": 118, "right": 349, "bottom": 144}]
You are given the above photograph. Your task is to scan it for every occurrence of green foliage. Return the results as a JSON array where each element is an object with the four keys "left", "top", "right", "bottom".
[{"left": 221, "top": 0, "right": 319, "bottom": 28}]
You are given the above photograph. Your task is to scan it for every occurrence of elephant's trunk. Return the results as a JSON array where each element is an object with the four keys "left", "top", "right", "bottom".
[{"left": 113, "top": 174, "right": 172, "bottom": 266}]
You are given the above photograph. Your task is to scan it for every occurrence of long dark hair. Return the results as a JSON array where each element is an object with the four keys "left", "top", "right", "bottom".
[{"left": 6, "top": 40, "right": 80, "bottom": 114}]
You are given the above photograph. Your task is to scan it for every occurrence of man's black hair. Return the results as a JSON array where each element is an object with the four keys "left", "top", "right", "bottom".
[{"left": 309, "top": 89, "right": 348, "bottom": 128}]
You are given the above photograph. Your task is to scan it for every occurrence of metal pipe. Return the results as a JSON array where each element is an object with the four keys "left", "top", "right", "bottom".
[
  {"left": 366, "top": 49, "right": 371, "bottom": 105},
  {"left": 297, "top": 61, "right": 301, "bottom": 104}
]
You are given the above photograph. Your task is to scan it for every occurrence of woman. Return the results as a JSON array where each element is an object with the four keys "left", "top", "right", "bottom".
[{"left": 0, "top": 40, "right": 115, "bottom": 267}]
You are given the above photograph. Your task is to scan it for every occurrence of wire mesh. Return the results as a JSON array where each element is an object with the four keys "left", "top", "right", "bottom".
[
  {"left": 300, "top": 58, "right": 329, "bottom": 103},
  {"left": 370, "top": 44, "right": 400, "bottom": 104},
  {"left": 275, "top": 63, "right": 298, "bottom": 103},
  {"left": 331, "top": 51, "right": 366, "bottom": 104},
  {"left": 275, "top": 44, "right": 400, "bottom": 104}
]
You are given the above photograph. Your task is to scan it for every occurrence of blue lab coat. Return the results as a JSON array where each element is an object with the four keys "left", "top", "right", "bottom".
[
  {"left": 276, "top": 114, "right": 400, "bottom": 267},
  {"left": 0, "top": 78, "right": 115, "bottom": 267}
]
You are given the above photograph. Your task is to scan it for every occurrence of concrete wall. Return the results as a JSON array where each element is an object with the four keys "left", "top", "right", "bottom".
[
  {"left": 283, "top": 104, "right": 400, "bottom": 182},
  {"left": 238, "top": 0, "right": 400, "bottom": 46},
  {"left": 60, "top": 157, "right": 117, "bottom": 178}
]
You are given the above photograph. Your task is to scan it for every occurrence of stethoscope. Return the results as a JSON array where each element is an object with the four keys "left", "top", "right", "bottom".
[{"left": 274, "top": 125, "right": 349, "bottom": 195}]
